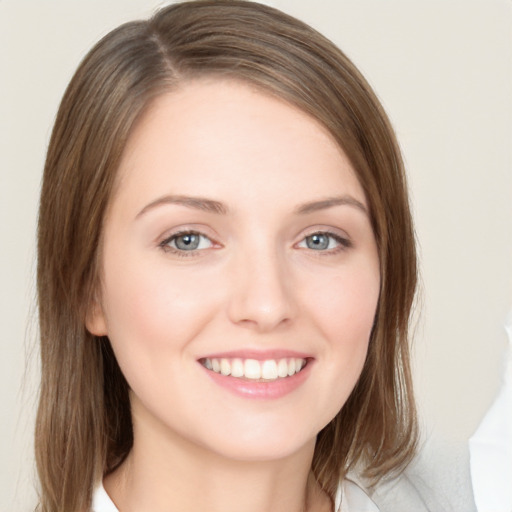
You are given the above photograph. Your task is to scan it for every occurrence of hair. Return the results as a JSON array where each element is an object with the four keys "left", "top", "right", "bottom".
[{"left": 36, "top": 1, "right": 418, "bottom": 510}]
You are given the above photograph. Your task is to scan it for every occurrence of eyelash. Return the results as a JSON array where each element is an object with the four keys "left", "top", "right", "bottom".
[{"left": 158, "top": 229, "right": 352, "bottom": 257}]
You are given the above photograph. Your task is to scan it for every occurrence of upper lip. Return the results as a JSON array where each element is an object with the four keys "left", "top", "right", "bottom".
[{"left": 198, "top": 349, "right": 313, "bottom": 361}]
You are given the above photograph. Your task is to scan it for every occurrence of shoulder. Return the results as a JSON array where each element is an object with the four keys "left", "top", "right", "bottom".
[{"left": 335, "top": 479, "right": 380, "bottom": 512}]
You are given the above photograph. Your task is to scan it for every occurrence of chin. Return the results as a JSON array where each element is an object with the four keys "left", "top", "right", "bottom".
[
  {"left": 204, "top": 434, "right": 315, "bottom": 463},
  {"left": 182, "top": 414, "right": 321, "bottom": 463}
]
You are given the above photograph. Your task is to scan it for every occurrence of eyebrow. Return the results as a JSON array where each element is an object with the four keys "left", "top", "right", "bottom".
[
  {"left": 136, "top": 193, "right": 368, "bottom": 219},
  {"left": 295, "top": 196, "right": 368, "bottom": 215},
  {"left": 136, "top": 195, "right": 228, "bottom": 218}
]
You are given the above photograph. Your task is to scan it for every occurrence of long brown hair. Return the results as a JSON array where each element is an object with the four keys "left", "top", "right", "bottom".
[{"left": 36, "top": 1, "right": 418, "bottom": 510}]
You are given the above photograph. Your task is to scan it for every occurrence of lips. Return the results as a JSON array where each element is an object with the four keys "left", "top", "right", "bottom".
[{"left": 198, "top": 351, "right": 313, "bottom": 399}]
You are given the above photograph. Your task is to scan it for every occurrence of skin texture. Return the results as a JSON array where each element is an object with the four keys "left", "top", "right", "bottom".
[{"left": 87, "top": 79, "right": 380, "bottom": 512}]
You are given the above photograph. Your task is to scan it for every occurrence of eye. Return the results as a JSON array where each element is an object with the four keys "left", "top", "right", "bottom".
[
  {"left": 161, "top": 231, "right": 213, "bottom": 252},
  {"left": 297, "top": 232, "right": 351, "bottom": 252}
]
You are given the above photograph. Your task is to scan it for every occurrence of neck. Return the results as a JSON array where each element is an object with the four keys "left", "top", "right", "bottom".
[{"left": 104, "top": 408, "right": 331, "bottom": 512}]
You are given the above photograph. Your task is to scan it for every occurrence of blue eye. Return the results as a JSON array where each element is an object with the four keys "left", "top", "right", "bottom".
[
  {"left": 162, "top": 232, "right": 213, "bottom": 252},
  {"left": 298, "top": 232, "right": 350, "bottom": 251}
]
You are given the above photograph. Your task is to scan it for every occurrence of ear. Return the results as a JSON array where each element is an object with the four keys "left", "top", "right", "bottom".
[{"left": 85, "top": 298, "right": 108, "bottom": 336}]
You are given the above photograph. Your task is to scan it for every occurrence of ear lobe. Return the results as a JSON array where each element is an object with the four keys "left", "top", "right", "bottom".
[{"left": 85, "top": 299, "right": 108, "bottom": 336}]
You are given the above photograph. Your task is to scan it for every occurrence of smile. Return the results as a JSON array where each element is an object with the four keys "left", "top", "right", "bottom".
[{"left": 200, "top": 357, "right": 307, "bottom": 381}]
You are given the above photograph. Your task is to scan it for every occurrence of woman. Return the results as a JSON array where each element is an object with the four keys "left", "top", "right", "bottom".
[{"left": 36, "top": 1, "right": 418, "bottom": 511}]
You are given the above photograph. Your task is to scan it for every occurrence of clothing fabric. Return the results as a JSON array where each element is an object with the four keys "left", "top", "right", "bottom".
[{"left": 91, "top": 478, "right": 380, "bottom": 512}]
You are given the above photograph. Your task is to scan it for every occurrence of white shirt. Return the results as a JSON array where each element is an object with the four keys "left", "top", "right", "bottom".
[{"left": 92, "top": 478, "right": 380, "bottom": 512}]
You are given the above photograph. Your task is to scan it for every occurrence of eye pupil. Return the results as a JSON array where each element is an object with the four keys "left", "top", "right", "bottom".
[
  {"left": 175, "top": 233, "right": 200, "bottom": 250},
  {"left": 307, "top": 234, "right": 329, "bottom": 250}
]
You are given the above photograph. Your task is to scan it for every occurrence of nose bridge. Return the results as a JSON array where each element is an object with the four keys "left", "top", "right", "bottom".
[{"left": 227, "top": 236, "right": 295, "bottom": 331}]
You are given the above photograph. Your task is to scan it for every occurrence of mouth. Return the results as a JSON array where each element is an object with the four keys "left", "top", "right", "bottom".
[{"left": 199, "top": 357, "right": 309, "bottom": 382}]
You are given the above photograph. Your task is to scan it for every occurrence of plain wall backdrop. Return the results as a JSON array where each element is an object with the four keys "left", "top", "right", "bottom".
[{"left": 1, "top": 1, "right": 511, "bottom": 510}]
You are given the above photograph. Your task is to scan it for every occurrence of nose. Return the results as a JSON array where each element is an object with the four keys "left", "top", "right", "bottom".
[{"left": 226, "top": 248, "right": 296, "bottom": 332}]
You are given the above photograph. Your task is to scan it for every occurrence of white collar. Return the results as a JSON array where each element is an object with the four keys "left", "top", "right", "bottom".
[
  {"left": 92, "top": 478, "right": 379, "bottom": 512},
  {"left": 91, "top": 481, "right": 118, "bottom": 512}
]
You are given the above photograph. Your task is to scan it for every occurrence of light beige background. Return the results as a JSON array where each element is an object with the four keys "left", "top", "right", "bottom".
[{"left": 1, "top": 1, "right": 511, "bottom": 510}]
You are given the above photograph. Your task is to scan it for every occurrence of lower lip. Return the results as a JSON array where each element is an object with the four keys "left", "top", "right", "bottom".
[{"left": 201, "top": 361, "right": 312, "bottom": 400}]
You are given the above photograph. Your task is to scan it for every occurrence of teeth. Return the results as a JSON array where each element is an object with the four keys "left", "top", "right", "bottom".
[
  {"left": 202, "top": 357, "right": 307, "bottom": 380},
  {"left": 287, "top": 358, "right": 296, "bottom": 376},
  {"left": 277, "top": 359, "right": 289, "bottom": 378},
  {"left": 244, "top": 359, "right": 261, "bottom": 379},
  {"left": 220, "top": 358, "right": 231, "bottom": 376},
  {"left": 231, "top": 358, "right": 244, "bottom": 377},
  {"left": 261, "top": 360, "right": 277, "bottom": 380}
]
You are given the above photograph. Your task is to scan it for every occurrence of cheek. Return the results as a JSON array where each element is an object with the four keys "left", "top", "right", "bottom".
[
  {"left": 305, "top": 263, "right": 380, "bottom": 347},
  {"left": 99, "top": 255, "right": 222, "bottom": 371},
  {"left": 301, "top": 261, "right": 379, "bottom": 409}
]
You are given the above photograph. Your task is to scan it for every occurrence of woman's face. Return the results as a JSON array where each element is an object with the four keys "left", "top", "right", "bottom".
[{"left": 88, "top": 79, "right": 380, "bottom": 461}]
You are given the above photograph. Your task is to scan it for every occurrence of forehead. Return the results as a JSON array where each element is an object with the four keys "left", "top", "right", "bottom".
[{"left": 114, "top": 78, "right": 366, "bottom": 211}]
